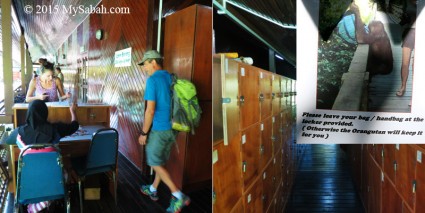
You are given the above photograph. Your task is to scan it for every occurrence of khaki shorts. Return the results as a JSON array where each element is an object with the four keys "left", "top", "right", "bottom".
[{"left": 145, "top": 130, "right": 176, "bottom": 166}]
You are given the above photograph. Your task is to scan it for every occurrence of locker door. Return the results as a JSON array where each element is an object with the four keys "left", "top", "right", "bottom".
[
  {"left": 260, "top": 116, "right": 273, "bottom": 172},
  {"left": 281, "top": 77, "right": 288, "bottom": 110},
  {"left": 272, "top": 74, "right": 281, "bottom": 115},
  {"left": 272, "top": 114, "right": 282, "bottom": 156},
  {"left": 361, "top": 146, "right": 369, "bottom": 207},
  {"left": 374, "top": 144, "right": 384, "bottom": 168},
  {"left": 367, "top": 156, "right": 382, "bottom": 213},
  {"left": 230, "top": 198, "right": 245, "bottom": 213},
  {"left": 383, "top": 144, "right": 396, "bottom": 184},
  {"left": 243, "top": 177, "right": 263, "bottom": 213},
  {"left": 262, "top": 161, "right": 275, "bottom": 212},
  {"left": 274, "top": 148, "right": 283, "bottom": 194},
  {"left": 213, "top": 136, "right": 242, "bottom": 213},
  {"left": 241, "top": 123, "right": 261, "bottom": 190},
  {"left": 214, "top": 55, "right": 240, "bottom": 145},
  {"left": 416, "top": 148, "right": 425, "bottom": 212},
  {"left": 239, "top": 64, "right": 260, "bottom": 130},
  {"left": 260, "top": 70, "right": 272, "bottom": 120},
  {"left": 395, "top": 145, "right": 416, "bottom": 209},
  {"left": 382, "top": 175, "right": 403, "bottom": 213}
]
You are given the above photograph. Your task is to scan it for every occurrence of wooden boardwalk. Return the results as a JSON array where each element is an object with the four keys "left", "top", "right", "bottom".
[
  {"left": 285, "top": 145, "right": 364, "bottom": 213},
  {"left": 368, "top": 12, "right": 414, "bottom": 113}
]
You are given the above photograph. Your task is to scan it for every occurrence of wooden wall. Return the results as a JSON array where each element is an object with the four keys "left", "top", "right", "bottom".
[{"left": 57, "top": 0, "right": 151, "bottom": 169}]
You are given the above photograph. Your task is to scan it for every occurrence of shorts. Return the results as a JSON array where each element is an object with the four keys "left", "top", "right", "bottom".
[
  {"left": 402, "top": 28, "right": 415, "bottom": 49},
  {"left": 145, "top": 129, "right": 176, "bottom": 166}
]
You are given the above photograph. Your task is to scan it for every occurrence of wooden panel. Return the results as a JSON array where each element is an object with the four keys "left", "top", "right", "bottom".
[
  {"left": 367, "top": 156, "right": 382, "bottom": 213},
  {"left": 260, "top": 70, "right": 272, "bottom": 120},
  {"left": 374, "top": 144, "right": 384, "bottom": 168},
  {"left": 230, "top": 198, "right": 245, "bottom": 213},
  {"left": 361, "top": 145, "right": 369, "bottom": 207},
  {"left": 384, "top": 144, "right": 397, "bottom": 184},
  {"left": 241, "top": 123, "right": 261, "bottom": 190},
  {"left": 213, "top": 55, "right": 240, "bottom": 143},
  {"left": 415, "top": 147, "right": 425, "bottom": 213},
  {"left": 273, "top": 147, "right": 283, "bottom": 194},
  {"left": 239, "top": 64, "right": 260, "bottom": 130},
  {"left": 243, "top": 177, "right": 263, "bottom": 213},
  {"left": 395, "top": 145, "right": 416, "bottom": 209},
  {"left": 272, "top": 75, "right": 281, "bottom": 115},
  {"left": 262, "top": 161, "right": 275, "bottom": 212},
  {"left": 403, "top": 202, "right": 413, "bottom": 213},
  {"left": 213, "top": 137, "right": 242, "bottom": 213},
  {"left": 382, "top": 175, "right": 403, "bottom": 213},
  {"left": 260, "top": 116, "right": 273, "bottom": 172},
  {"left": 192, "top": 5, "right": 212, "bottom": 101}
]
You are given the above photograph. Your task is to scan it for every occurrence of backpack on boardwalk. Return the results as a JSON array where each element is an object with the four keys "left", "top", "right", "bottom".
[{"left": 171, "top": 74, "right": 202, "bottom": 134}]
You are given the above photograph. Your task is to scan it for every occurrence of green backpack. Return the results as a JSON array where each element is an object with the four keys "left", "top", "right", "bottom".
[{"left": 171, "top": 74, "right": 202, "bottom": 134}]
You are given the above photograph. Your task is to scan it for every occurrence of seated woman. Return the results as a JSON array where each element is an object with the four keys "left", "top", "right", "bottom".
[
  {"left": 8, "top": 100, "right": 79, "bottom": 213},
  {"left": 26, "top": 61, "right": 70, "bottom": 102}
]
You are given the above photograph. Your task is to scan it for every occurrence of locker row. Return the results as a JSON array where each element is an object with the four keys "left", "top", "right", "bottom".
[{"left": 343, "top": 144, "right": 425, "bottom": 213}]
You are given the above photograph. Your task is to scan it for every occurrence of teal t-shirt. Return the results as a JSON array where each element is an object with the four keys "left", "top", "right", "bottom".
[{"left": 144, "top": 70, "right": 172, "bottom": 130}]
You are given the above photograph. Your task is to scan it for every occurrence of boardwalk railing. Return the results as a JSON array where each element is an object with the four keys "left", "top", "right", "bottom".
[{"left": 332, "top": 44, "right": 369, "bottom": 111}]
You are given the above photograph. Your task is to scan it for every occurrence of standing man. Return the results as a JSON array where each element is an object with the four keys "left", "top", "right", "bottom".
[{"left": 137, "top": 50, "right": 190, "bottom": 213}]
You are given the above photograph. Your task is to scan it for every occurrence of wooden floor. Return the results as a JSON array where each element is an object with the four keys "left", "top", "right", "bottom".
[
  {"left": 4, "top": 153, "right": 211, "bottom": 213},
  {"left": 285, "top": 144, "right": 364, "bottom": 213},
  {"left": 368, "top": 11, "right": 413, "bottom": 113}
]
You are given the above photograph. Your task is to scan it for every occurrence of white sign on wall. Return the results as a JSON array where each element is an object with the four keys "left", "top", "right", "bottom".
[{"left": 114, "top": 47, "right": 132, "bottom": 67}]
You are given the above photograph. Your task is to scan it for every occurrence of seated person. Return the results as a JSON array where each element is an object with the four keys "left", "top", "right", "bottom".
[
  {"left": 26, "top": 61, "right": 70, "bottom": 102},
  {"left": 7, "top": 100, "right": 79, "bottom": 213}
]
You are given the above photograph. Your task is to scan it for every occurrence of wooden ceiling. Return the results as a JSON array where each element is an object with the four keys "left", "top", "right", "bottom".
[{"left": 11, "top": 0, "right": 211, "bottom": 63}]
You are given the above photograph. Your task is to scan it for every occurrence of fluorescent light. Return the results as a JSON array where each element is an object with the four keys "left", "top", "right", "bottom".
[{"left": 275, "top": 54, "right": 284, "bottom": 60}]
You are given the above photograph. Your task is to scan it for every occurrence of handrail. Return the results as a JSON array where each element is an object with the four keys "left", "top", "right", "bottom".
[{"left": 332, "top": 44, "right": 370, "bottom": 111}]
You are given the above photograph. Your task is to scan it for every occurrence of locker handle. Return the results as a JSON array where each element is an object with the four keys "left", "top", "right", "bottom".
[
  {"left": 262, "top": 195, "right": 266, "bottom": 202},
  {"left": 393, "top": 161, "right": 397, "bottom": 172},
  {"left": 212, "top": 190, "right": 216, "bottom": 204},
  {"left": 271, "top": 136, "right": 276, "bottom": 142},
  {"left": 259, "top": 93, "right": 264, "bottom": 102},
  {"left": 260, "top": 145, "right": 265, "bottom": 155},
  {"left": 279, "top": 128, "right": 284, "bottom": 133},
  {"left": 272, "top": 93, "right": 275, "bottom": 99},
  {"left": 242, "top": 161, "right": 247, "bottom": 173},
  {"left": 239, "top": 96, "right": 245, "bottom": 105},
  {"left": 413, "top": 180, "right": 416, "bottom": 193}
]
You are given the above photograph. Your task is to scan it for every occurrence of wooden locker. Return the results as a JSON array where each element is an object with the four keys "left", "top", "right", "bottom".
[
  {"left": 361, "top": 145, "right": 369, "bottom": 208},
  {"left": 395, "top": 145, "right": 416, "bottom": 209},
  {"left": 273, "top": 179, "right": 283, "bottom": 213},
  {"left": 367, "top": 156, "right": 382, "bottom": 213},
  {"left": 403, "top": 202, "right": 413, "bottom": 213},
  {"left": 382, "top": 175, "right": 403, "bottom": 213},
  {"left": 416, "top": 147, "right": 425, "bottom": 213},
  {"left": 274, "top": 147, "right": 283, "bottom": 195},
  {"left": 383, "top": 144, "right": 397, "bottom": 184},
  {"left": 230, "top": 198, "right": 245, "bottom": 213},
  {"left": 262, "top": 161, "right": 275, "bottom": 212},
  {"left": 272, "top": 74, "right": 281, "bottom": 115},
  {"left": 213, "top": 55, "right": 240, "bottom": 144},
  {"left": 241, "top": 123, "right": 261, "bottom": 190},
  {"left": 239, "top": 64, "right": 260, "bottom": 130},
  {"left": 281, "top": 77, "right": 288, "bottom": 110},
  {"left": 243, "top": 177, "right": 263, "bottom": 213},
  {"left": 213, "top": 136, "right": 242, "bottom": 213},
  {"left": 374, "top": 144, "right": 384, "bottom": 168},
  {"left": 272, "top": 114, "right": 282, "bottom": 156},
  {"left": 260, "top": 70, "right": 272, "bottom": 120},
  {"left": 260, "top": 116, "right": 273, "bottom": 172},
  {"left": 163, "top": 4, "right": 212, "bottom": 191}
]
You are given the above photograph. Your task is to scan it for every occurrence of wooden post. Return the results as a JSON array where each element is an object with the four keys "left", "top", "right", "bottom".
[{"left": 1, "top": 0, "right": 13, "bottom": 123}]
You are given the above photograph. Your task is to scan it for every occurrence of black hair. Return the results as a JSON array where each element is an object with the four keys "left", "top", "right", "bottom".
[
  {"left": 55, "top": 67, "right": 61, "bottom": 72},
  {"left": 40, "top": 61, "right": 54, "bottom": 74},
  {"left": 149, "top": 58, "right": 163, "bottom": 67}
]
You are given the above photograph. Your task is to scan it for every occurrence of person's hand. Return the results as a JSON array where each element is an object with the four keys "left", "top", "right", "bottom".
[
  {"left": 38, "top": 94, "right": 49, "bottom": 100},
  {"left": 138, "top": 135, "right": 147, "bottom": 145},
  {"left": 66, "top": 92, "right": 71, "bottom": 98}
]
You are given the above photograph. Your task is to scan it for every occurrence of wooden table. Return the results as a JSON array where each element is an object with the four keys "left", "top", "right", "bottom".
[{"left": 9, "top": 102, "right": 111, "bottom": 193}]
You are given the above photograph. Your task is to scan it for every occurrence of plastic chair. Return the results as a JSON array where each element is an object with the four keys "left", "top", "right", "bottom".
[
  {"left": 15, "top": 144, "right": 70, "bottom": 213},
  {"left": 71, "top": 128, "right": 119, "bottom": 213}
]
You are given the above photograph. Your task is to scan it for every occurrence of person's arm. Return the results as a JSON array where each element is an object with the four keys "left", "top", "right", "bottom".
[
  {"left": 25, "top": 78, "right": 48, "bottom": 102},
  {"left": 351, "top": 3, "right": 372, "bottom": 44},
  {"left": 138, "top": 100, "right": 155, "bottom": 145},
  {"left": 54, "top": 103, "right": 79, "bottom": 137},
  {"left": 56, "top": 78, "right": 70, "bottom": 100}
]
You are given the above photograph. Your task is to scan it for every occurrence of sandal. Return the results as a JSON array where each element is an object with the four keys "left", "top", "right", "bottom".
[{"left": 396, "top": 89, "right": 405, "bottom": 97}]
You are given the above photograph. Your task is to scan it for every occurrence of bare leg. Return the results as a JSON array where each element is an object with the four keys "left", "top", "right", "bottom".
[
  {"left": 397, "top": 46, "right": 412, "bottom": 96},
  {"left": 152, "top": 172, "right": 161, "bottom": 189},
  {"left": 152, "top": 166, "right": 179, "bottom": 193}
]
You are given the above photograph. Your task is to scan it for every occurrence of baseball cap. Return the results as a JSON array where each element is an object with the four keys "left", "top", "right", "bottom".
[{"left": 138, "top": 50, "right": 163, "bottom": 65}]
